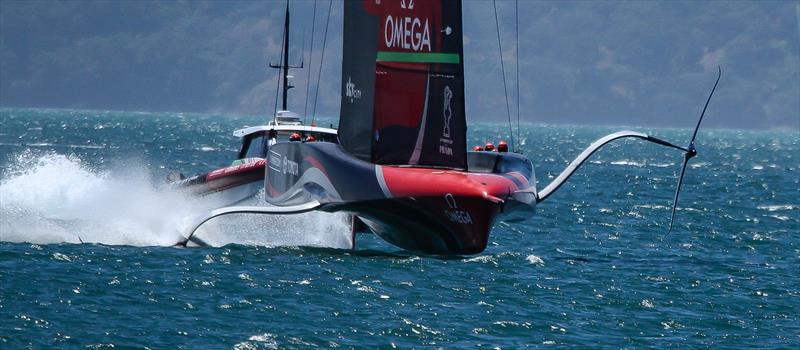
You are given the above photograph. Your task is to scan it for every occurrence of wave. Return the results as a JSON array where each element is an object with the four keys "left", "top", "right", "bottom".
[
  {"left": 610, "top": 160, "right": 645, "bottom": 167},
  {"left": 756, "top": 204, "right": 796, "bottom": 212}
]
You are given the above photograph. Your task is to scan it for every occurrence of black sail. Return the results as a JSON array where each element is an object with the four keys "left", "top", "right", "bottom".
[{"left": 339, "top": 0, "right": 466, "bottom": 169}]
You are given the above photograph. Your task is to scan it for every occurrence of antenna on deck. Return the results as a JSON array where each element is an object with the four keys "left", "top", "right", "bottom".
[
  {"left": 310, "top": 0, "right": 333, "bottom": 127},
  {"left": 493, "top": 0, "right": 516, "bottom": 153},
  {"left": 302, "top": 0, "right": 319, "bottom": 125},
  {"left": 515, "top": 0, "right": 521, "bottom": 153}
]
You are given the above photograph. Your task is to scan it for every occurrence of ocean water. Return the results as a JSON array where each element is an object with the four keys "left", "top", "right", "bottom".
[{"left": 1, "top": 107, "right": 798, "bottom": 348}]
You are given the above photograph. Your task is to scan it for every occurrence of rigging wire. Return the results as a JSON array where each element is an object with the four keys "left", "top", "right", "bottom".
[
  {"left": 311, "top": 0, "right": 333, "bottom": 126},
  {"left": 302, "top": 0, "right": 318, "bottom": 126},
  {"left": 515, "top": 0, "right": 521, "bottom": 153},
  {"left": 271, "top": 4, "right": 288, "bottom": 125},
  {"left": 493, "top": 0, "right": 515, "bottom": 152}
]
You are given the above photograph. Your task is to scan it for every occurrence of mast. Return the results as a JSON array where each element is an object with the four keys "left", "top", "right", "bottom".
[
  {"left": 281, "top": 4, "right": 290, "bottom": 110},
  {"left": 270, "top": 1, "right": 301, "bottom": 111}
]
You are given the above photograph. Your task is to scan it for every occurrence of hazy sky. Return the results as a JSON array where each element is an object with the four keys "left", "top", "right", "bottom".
[{"left": 1, "top": 0, "right": 798, "bottom": 129}]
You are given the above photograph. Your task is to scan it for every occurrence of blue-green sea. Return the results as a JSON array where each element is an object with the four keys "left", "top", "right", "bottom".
[{"left": 1, "top": 107, "right": 798, "bottom": 348}]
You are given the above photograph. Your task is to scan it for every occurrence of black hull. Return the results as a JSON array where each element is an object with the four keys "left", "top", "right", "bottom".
[
  {"left": 341, "top": 198, "right": 501, "bottom": 255},
  {"left": 265, "top": 142, "right": 536, "bottom": 255}
]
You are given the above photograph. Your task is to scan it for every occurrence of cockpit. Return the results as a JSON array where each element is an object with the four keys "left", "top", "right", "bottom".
[
  {"left": 268, "top": 111, "right": 303, "bottom": 126},
  {"left": 234, "top": 125, "right": 339, "bottom": 160}
]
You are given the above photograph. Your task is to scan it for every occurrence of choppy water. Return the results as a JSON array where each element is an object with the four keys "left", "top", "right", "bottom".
[{"left": 1, "top": 107, "right": 798, "bottom": 348}]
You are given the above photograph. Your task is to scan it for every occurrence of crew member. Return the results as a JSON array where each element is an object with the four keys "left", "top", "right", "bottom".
[
  {"left": 473, "top": 145, "right": 483, "bottom": 151},
  {"left": 497, "top": 140, "right": 508, "bottom": 152},
  {"left": 289, "top": 132, "right": 301, "bottom": 141},
  {"left": 484, "top": 142, "right": 495, "bottom": 151},
  {"left": 306, "top": 135, "right": 316, "bottom": 142}
]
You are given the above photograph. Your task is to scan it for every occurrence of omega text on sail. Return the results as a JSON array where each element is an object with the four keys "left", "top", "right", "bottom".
[{"left": 384, "top": 15, "right": 431, "bottom": 52}]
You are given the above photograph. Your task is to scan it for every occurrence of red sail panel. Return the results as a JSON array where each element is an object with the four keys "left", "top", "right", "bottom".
[{"left": 373, "top": 62, "right": 427, "bottom": 131}]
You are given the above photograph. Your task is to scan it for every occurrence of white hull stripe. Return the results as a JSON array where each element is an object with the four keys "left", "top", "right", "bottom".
[{"left": 375, "top": 165, "right": 393, "bottom": 198}]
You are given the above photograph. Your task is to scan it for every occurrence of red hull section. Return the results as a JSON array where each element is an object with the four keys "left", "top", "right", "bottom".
[
  {"left": 172, "top": 159, "right": 265, "bottom": 196},
  {"left": 362, "top": 166, "right": 531, "bottom": 254},
  {"left": 380, "top": 166, "right": 529, "bottom": 202}
]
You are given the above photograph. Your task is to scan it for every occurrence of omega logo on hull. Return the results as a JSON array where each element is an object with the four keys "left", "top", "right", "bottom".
[{"left": 444, "top": 193, "right": 473, "bottom": 225}]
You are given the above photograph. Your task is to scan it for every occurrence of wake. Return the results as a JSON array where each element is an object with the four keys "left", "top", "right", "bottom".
[{"left": 0, "top": 151, "right": 351, "bottom": 248}]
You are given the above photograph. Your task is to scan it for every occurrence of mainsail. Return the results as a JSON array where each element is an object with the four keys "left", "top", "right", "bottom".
[{"left": 339, "top": 0, "right": 467, "bottom": 169}]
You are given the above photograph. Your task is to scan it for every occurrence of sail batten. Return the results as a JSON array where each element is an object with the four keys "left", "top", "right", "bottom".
[
  {"left": 376, "top": 52, "right": 460, "bottom": 64},
  {"left": 340, "top": 0, "right": 466, "bottom": 169}
]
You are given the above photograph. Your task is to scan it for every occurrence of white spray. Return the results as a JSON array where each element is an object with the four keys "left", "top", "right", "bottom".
[{"left": 0, "top": 151, "right": 352, "bottom": 248}]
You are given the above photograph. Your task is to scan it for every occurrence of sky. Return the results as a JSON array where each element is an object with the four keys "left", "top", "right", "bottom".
[{"left": 1, "top": 0, "right": 798, "bottom": 129}]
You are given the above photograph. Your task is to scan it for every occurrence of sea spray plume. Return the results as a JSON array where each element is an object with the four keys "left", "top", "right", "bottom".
[
  {"left": 0, "top": 151, "right": 193, "bottom": 246},
  {"left": 0, "top": 150, "right": 353, "bottom": 248}
]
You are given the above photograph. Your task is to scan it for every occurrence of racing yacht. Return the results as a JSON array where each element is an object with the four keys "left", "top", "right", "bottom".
[{"left": 179, "top": 0, "right": 719, "bottom": 255}]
